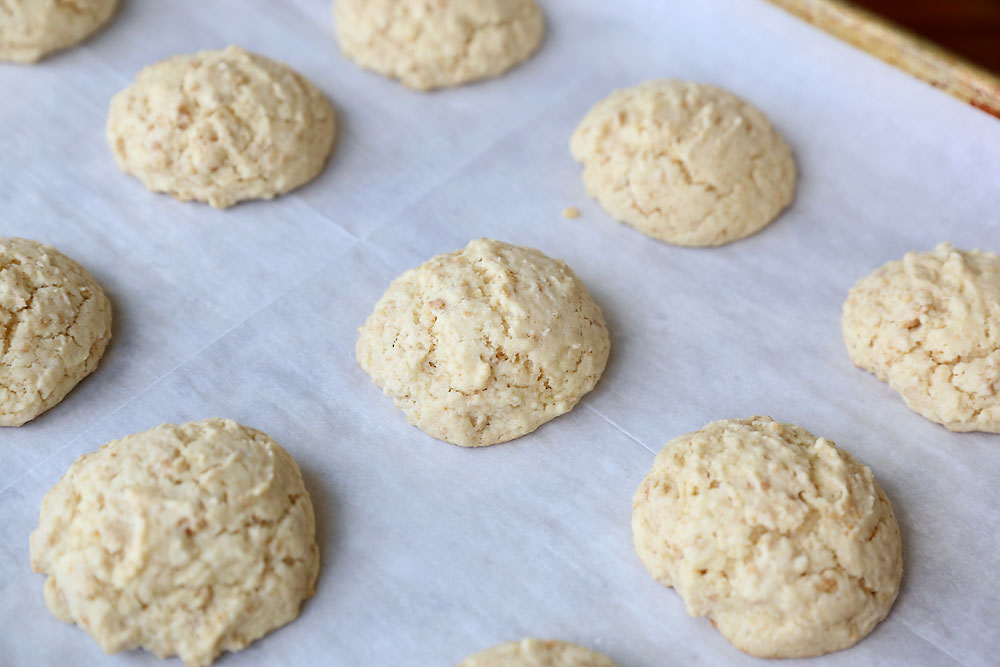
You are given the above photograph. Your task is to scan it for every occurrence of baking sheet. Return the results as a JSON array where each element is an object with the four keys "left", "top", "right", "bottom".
[
  {"left": 764, "top": 0, "right": 1000, "bottom": 119},
  {"left": 1, "top": 0, "right": 999, "bottom": 665}
]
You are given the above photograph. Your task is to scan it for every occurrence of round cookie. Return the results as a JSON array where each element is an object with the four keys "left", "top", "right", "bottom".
[
  {"left": 1, "top": 237, "right": 112, "bottom": 427},
  {"left": 632, "top": 417, "right": 902, "bottom": 658},
  {"left": 570, "top": 80, "right": 796, "bottom": 247},
  {"left": 333, "top": 0, "right": 545, "bottom": 91},
  {"left": 356, "top": 239, "right": 610, "bottom": 447},
  {"left": 459, "top": 638, "right": 618, "bottom": 667},
  {"left": 843, "top": 242, "right": 1000, "bottom": 433},
  {"left": 0, "top": 0, "right": 119, "bottom": 64},
  {"left": 107, "top": 45, "right": 336, "bottom": 209},
  {"left": 29, "top": 418, "right": 320, "bottom": 667}
]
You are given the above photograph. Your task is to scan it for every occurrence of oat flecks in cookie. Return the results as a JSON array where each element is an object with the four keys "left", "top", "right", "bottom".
[
  {"left": 632, "top": 417, "right": 902, "bottom": 658},
  {"left": 0, "top": 0, "right": 119, "bottom": 63},
  {"left": 333, "top": 0, "right": 545, "bottom": 90},
  {"left": 843, "top": 242, "right": 1000, "bottom": 432},
  {"left": 29, "top": 418, "right": 320, "bottom": 667},
  {"left": 0, "top": 237, "right": 112, "bottom": 427},
  {"left": 570, "top": 79, "right": 797, "bottom": 247},
  {"left": 356, "top": 239, "right": 610, "bottom": 447},
  {"left": 107, "top": 45, "right": 336, "bottom": 209},
  {"left": 458, "top": 638, "right": 618, "bottom": 667}
]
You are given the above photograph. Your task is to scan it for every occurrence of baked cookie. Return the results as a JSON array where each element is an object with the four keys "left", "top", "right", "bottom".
[
  {"left": 29, "top": 418, "right": 320, "bottom": 667},
  {"left": 459, "top": 638, "right": 618, "bottom": 667},
  {"left": 1, "top": 237, "right": 112, "bottom": 427},
  {"left": 843, "top": 242, "right": 1000, "bottom": 432},
  {"left": 570, "top": 80, "right": 796, "bottom": 247},
  {"left": 107, "top": 45, "right": 336, "bottom": 209},
  {"left": 632, "top": 417, "right": 902, "bottom": 658},
  {"left": 333, "top": 0, "right": 544, "bottom": 91},
  {"left": 356, "top": 239, "right": 609, "bottom": 447},
  {"left": 0, "top": 0, "right": 119, "bottom": 64}
]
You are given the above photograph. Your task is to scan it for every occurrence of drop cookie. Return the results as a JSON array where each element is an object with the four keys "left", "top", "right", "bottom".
[
  {"left": 843, "top": 242, "right": 1000, "bottom": 432},
  {"left": 0, "top": 0, "right": 119, "bottom": 64},
  {"left": 333, "top": 0, "right": 544, "bottom": 90},
  {"left": 107, "top": 45, "right": 336, "bottom": 209},
  {"left": 1, "top": 237, "right": 112, "bottom": 426},
  {"left": 29, "top": 418, "right": 320, "bottom": 667},
  {"left": 570, "top": 80, "right": 796, "bottom": 246},
  {"left": 459, "top": 638, "right": 618, "bottom": 667},
  {"left": 632, "top": 417, "right": 902, "bottom": 658},
  {"left": 356, "top": 239, "right": 610, "bottom": 447}
]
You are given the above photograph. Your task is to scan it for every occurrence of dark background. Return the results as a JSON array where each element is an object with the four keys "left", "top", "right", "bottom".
[{"left": 857, "top": 0, "right": 1000, "bottom": 71}]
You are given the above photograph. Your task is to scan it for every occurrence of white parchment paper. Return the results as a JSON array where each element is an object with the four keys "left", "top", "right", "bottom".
[{"left": 1, "top": 1, "right": 998, "bottom": 665}]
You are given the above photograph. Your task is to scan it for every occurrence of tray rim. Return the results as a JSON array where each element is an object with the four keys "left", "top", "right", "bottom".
[{"left": 766, "top": 0, "right": 1000, "bottom": 119}]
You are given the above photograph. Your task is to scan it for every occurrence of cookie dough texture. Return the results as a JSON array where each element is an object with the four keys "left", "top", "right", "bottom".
[
  {"left": 843, "top": 242, "right": 1000, "bottom": 432},
  {"left": 333, "top": 0, "right": 545, "bottom": 90},
  {"left": 356, "top": 239, "right": 610, "bottom": 447},
  {"left": 0, "top": 0, "right": 119, "bottom": 63},
  {"left": 29, "top": 419, "right": 320, "bottom": 667},
  {"left": 1, "top": 237, "right": 112, "bottom": 427},
  {"left": 570, "top": 80, "right": 796, "bottom": 246},
  {"left": 632, "top": 417, "right": 902, "bottom": 658},
  {"left": 459, "top": 638, "right": 618, "bottom": 667},
  {"left": 107, "top": 45, "right": 336, "bottom": 209}
]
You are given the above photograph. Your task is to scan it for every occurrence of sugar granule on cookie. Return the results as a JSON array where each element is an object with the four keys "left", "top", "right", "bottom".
[
  {"left": 29, "top": 418, "right": 320, "bottom": 667},
  {"left": 843, "top": 242, "right": 1000, "bottom": 433},
  {"left": 333, "top": 0, "right": 545, "bottom": 90},
  {"left": 0, "top": 0, "right": 120, "bottom": 64},
  {"left": 570, "top": 79, "right": 796, "bottom": 247},
  {"left": 632, "top": 416, "right": 902, "bottom": 658},
  {"left": 459, "top": 638, "right": 618, "bottom": 666},
  {"left": 356, "top": 239, "right": 610, "bottom": 447},
  {"left": 107, "top": 45, "right": 336, "bottom": 209},
  {"left": 1, "top": 237, "right": 112, "bottom": 427}
]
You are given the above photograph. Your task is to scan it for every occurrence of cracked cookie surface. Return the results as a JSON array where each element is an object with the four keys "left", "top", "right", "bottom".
[
  {"left": 632, "top": 417, "right": 902, "bottom": 658},
  {"left": 843, "top": 242, "right": 1000, "bottom": 432},
  {"left": 1, "top": 237, "right": 111, "bottom": 427},
  {"left": 0, "top": 0, "right": 119, "bottom": 63},
  {"left": 570, "top": 80, "right": 796, "bottom": 247},
  {"left": 333, "top": 0, "right": 544, "bottom": 91},
  {"left": 107, "top": 45, "right": 336, "bottom": 209},
  {"left": 29, "top": 418, "right": 320, "bottom": 667},
  {"left": 459, "top": 638, "right": 618, "bottom": 667},
  {"left": 356, "top": 239, "right": 609, "bottom": 447}
]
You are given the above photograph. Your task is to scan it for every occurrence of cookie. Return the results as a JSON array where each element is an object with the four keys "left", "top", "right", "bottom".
[
  {"left": 107, "top": 45, "right": 336, "bottom": 209},
  {"left": 356, "top": 239, "right": 610, "bottom": 447},
  {"left": 843, "top": 242, "right": 1000, "bottom": 432},
  {"left": 459, "top": 638, "right": 618, "bottom": 667},
  {"left": 29, "top": 418, "right": 320, "bottom": 667},
  {"left": 632, "top": 417, "right": 902, "bottom": 658},
  {"left": 0, "top": 0, "right": 119, "bottom": 64},
  {"left": 333, "top": 0, "right": 544, "bottom": 91},
  {"left": 1, "top": 237, "right": 112, "bottom": 426},
  {"left": 570, "top": 80, "right": 796, "bottom": 246}
]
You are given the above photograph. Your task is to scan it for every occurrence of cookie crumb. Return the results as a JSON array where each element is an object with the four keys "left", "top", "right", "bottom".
[{"left": 562, "top": 206, "right": 581, "bottom": 219}]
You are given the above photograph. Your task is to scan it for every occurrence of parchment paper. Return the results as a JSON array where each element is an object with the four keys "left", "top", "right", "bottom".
[{"left": 1, "top": 1, "right": 998, "bottom": 665}]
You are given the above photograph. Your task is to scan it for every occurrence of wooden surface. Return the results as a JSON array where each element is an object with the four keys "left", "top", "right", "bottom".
[{"left": 767, "top": 0, "right": 1000, "bottom": 118}]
